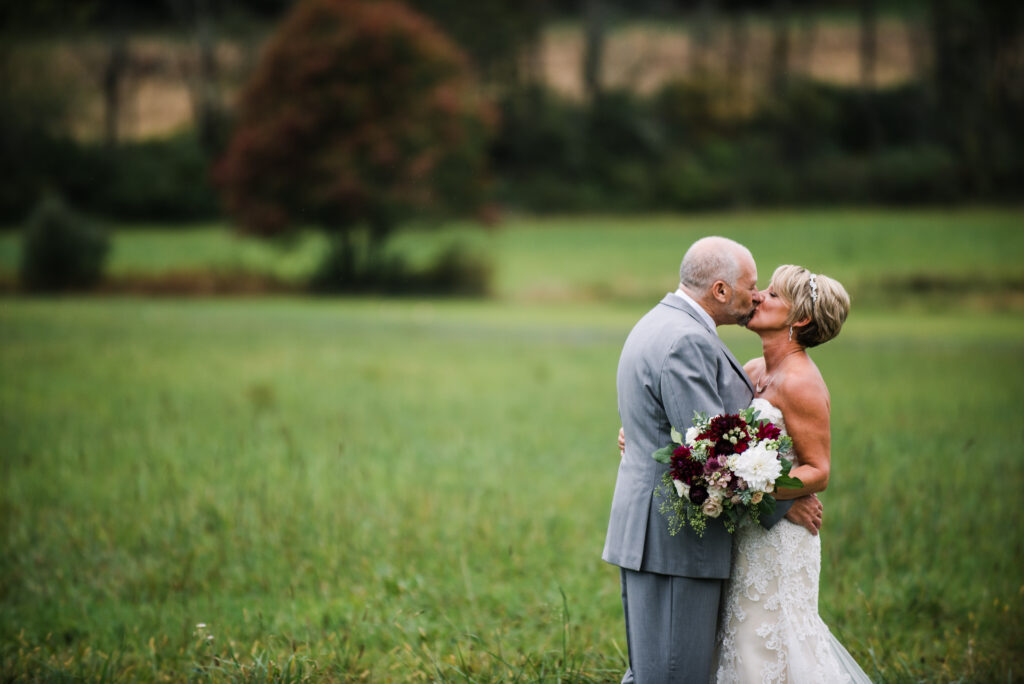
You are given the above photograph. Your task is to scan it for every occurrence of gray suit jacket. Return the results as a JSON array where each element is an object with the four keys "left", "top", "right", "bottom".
[{"left": 602, "top": 293, "right": 790, "bottom": 578}]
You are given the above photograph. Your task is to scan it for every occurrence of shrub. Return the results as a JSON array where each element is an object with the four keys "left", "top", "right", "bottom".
[
  {"left": 0, "top": 134, "right": 220, "bottom": 224},
  {"left": 309, "top": 238, "right": 490, "bottom": 296},
  {"left": 657, "top": 154, "right": 732, "bottom": 209},
  {"left": 19, "top": 195, "right": 109, "bottom": 292},
  {"left": 81, "top": 135, "right": 221, "bottom": 220},
  {"left": 869, "top": 144, "right": 960, "bottom": 203}
]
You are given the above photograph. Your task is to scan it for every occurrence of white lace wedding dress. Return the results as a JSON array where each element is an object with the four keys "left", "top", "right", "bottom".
[{"left": 712, "top": 398, "right": 871, "bottom": 684}]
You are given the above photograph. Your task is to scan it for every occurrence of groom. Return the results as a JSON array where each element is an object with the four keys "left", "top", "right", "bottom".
[{"left": 602, "top": 236, "right": 823, "bottom": 684}]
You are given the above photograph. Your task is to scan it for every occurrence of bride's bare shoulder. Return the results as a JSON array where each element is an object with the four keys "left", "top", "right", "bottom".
[
  {"left": 743, "top": 356, "right": 765, "bottom": 376},
  {"left": 778, "top": 360, "right": 830, "bottom": 412}
]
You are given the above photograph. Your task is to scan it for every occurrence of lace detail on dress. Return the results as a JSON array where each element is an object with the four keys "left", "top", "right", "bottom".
[{"left": 712, "top": 400, "right": 870, "bottom": 684}]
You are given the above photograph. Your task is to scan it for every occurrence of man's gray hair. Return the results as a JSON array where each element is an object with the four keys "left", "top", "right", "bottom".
[{"left": 679, "top": 236, "right": 748, "bottom": 292}]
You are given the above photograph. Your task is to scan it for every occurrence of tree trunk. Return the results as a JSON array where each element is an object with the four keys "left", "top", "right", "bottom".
[
  {"left": 726, "top": 9, "right": 748, "bottom": 99},
  {"left": 859, "top": 0, "right": 881, "bottom": 149},
  {"left": 691, "top": 0, "right": 717, "bottom": 78},
  {"left": 515, "top": 0, "right": 545, "bottom": 90},
  {"left": 583, "top": 0, "right": 608, "bottom": 101},
  {"left": 194, "top": 0, "right": 223, "bottom": 153},
  {"left": 102, "top": 33, "right": 128, "bottom": 148},
  {"left": 859, "top": 0, "right": 878, "bottom": 90},
  {"left": 797, "top": 4, "right": 818, "bottom": 75},
  {"left": 769, "top": 0, "right": 791, "bottom": 93},
  {"left": 929, "top": 0, "right": 988, "bottom": 192},
  {"left": 169, "top": 0, "right": 223, "bottom": 153}
]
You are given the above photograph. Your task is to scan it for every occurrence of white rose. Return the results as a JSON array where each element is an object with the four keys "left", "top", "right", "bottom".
[
  {"left": 708, "top": 486, "right": 726, "bottom": 502},
  {"left": 684, "top": 427, "right": 700, "bottom": 446},
  {"left": 702, "top": 497, "right": 724, "bottom": 518},
  {"left": 673, "top": 479, "right": 690, "bottom": 500},
  {"left": 750, "top": 491, "right": 764, "bottom": 505}
]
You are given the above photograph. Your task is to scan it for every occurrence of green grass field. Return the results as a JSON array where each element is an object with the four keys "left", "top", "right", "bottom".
[
  {"left": 2, "top": 210, "right": 1023, "bottom": 682},
  {"left": 2, "top": 208, "right": 1022, "bottom": 303}
]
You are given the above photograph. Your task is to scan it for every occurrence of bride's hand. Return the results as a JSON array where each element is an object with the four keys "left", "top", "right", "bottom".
[{"left": 617, "top": 427, "right": 625, "bottom": 456}]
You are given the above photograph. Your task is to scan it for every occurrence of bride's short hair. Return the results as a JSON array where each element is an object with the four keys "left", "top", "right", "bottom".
[{"left": 771, "top": 264, "right": 850, "bottom": 347}]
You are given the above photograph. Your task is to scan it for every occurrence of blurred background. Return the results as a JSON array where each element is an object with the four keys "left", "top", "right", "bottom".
[{"left": 1, "top": 0, "right": 1022, "bottom": 295}]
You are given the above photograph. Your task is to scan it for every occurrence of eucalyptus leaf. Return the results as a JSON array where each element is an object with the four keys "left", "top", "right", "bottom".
[
  {"left": 775, "top": 475, "right": 804, "bottom": 489},
  {"left": 652, "top": 445, "right": 674, "bottom": 464}
]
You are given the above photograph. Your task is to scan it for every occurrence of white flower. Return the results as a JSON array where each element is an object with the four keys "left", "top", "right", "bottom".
[
  {"left": 750, "top": 491, "right": 764, "bottom": 505},
  {"left": 673, "top": 479, "right": 690, "bottom": 500},
  {"left": 702, "top": 497, "right": 723, "bottom": 518},
  {"left": 684, "top": 427, "right": 700, "bottom": 446},
  {"left": 708, "top": 486, "right": 726, "bottom": 502},
  {"left": 729, "top": 443, "right": 783, "bottom": 492}
]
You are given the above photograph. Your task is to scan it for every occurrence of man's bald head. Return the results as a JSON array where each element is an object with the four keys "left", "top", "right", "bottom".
[
  {"left": 678, "top": 236, "right": 761, "bottom": 327},
  {"left": 679, "top": 236, "right": 753, "bottom": 294}
]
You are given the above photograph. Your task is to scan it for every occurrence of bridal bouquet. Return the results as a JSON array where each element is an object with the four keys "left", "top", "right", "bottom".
[{"left": 652, "top": 404, "right": 802, "bottom": 537}]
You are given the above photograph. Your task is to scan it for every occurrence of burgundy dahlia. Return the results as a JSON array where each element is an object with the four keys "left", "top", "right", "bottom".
[
  {"left": 757, "top": 422, "right": 782, "bottom": 441},
  {"left": 702, "top": 413, "right": 750, "bottom": 455},
  {"left": 670, "top": 446, "right": 703, "bottom": 485},
  {"left": 688, "top": 485, "right": 709, "bottom": 505}
]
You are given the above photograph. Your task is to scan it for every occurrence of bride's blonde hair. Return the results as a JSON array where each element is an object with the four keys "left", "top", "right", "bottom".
[{"left": 771, "top": 265, "right": 850, "bottom": 348}]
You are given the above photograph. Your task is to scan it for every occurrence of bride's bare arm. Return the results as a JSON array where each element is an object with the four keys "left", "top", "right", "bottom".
[{"left": 773, "top": 374, "right": 832, "bottom": 500}]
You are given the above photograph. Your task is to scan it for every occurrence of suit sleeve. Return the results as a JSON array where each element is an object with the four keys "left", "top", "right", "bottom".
[
  {"left": 759, "top": 499, "right": 794, "bottom": 529},
  {"left": 660, "top": 333, "right": 726, "bottom": 433}
]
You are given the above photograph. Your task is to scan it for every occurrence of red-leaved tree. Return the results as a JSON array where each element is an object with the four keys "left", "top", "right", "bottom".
[{"left": 215, "top": 0, "right": 494, "bottom": 284}]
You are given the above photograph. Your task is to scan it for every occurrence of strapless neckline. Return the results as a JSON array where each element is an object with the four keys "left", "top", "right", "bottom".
[{"left": 749, "top": 397, "right": 786, "bottom": 435}]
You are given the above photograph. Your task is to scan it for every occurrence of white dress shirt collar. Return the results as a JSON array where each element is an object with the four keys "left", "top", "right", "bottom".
[{"left": 673, "top": 287, "right": 717, "bottom": 335}]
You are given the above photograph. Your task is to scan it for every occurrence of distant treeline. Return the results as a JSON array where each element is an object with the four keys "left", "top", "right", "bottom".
[{"left": 1, "top": 0, "right": 1021, "bottom": 223}]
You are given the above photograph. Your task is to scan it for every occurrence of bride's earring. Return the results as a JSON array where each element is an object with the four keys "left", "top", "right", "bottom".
[{"left": 788, "top": 326, "right": 794, "bottom": 341}]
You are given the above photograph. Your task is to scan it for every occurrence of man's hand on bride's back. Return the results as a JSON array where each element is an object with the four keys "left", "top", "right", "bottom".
[
  {"left": 785, "top": 494, "right": 823, "bottom": 536},
  {"left": 618, "top": 427, "right": 625, "bottom": 456}
]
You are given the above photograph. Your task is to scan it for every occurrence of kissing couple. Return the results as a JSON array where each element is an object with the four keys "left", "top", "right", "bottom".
[{"left": 603, "top": 236, "right": 871, "bottom": 683}]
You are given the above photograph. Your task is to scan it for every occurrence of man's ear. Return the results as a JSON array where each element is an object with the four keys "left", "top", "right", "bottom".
[{"left": 711, "top": 280, "right": 731, "bottom": 303}]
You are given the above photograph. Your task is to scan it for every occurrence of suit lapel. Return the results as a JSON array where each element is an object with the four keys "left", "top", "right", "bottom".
[
  {"left": 660, "top": 294, "right": 755, "bottom": 394},
  {"left": 716, "top": 336, "right": 755, "bottom": 394}
]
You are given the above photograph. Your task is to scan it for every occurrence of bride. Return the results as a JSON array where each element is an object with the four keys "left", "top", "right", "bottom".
[
  {"left": 713, "top": 264, "right": 869, "bottom": 683},
  {"left": 617, "top": 264, "right": 870, "bottom": 683}
]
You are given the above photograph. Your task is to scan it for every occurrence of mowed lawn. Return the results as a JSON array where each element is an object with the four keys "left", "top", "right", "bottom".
[{"left": 1, "top": 210, "right": 1023, "bottom": 682}]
